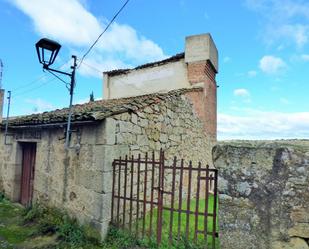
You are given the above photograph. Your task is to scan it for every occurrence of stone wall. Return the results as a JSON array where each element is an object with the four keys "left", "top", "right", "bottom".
[
  {"left": 113, "top": 91, "right": 214, "bottom": 165},
  {"left": 102, "top": 90, "right": 216, "bottom": 225},
  {"left": 0, "top": 90, "right": 215, "bottom": 239},
  {"left": 0, "top": 121, "right": 128, "bottom": 237},
  {"left": 213, "top": 141, "right": 309, "bottom": 249}
]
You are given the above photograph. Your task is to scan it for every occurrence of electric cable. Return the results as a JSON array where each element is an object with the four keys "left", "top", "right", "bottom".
[
  {"left": 11, "top": 59, "right": 71, "bottom": 94},
  {"left": 78, "top": 0, "right": 130, "bottom": 68}
]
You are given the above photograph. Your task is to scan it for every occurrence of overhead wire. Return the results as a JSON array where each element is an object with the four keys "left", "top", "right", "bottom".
[
  {"left": 78, "top": 0, "right": 130, "bottom": 68},
  {"left": 12, "top": 77, "right": 57, "bottom": 98},
  {"left": 10, "top": 0, "right": 131, "bottom": 100},
  {"left": 11, "top": 59, "right": 72, "bottom": 97},
  {"left": 78, "top": 60, "right": 102, "bottom": 73}
]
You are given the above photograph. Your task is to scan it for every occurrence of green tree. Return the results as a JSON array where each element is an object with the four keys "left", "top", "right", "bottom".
[{"left": 89, "top": 91, "right": 94, "bottom": 102}]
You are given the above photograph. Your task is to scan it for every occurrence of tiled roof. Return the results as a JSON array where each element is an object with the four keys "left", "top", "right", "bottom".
[
  {"left": 5, "top": 87, "right": 201, "bottom": 127},
  {"left": 104, "top": 53, "right": 185, "bottom": 77}
]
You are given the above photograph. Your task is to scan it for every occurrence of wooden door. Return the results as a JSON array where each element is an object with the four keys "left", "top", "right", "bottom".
[{"left": 20, "top": 143, "right": 36, "bottom": 206}]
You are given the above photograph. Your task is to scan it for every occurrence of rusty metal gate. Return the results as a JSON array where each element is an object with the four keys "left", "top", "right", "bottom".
[{"left": 111, "top": 150, "right": 218, "bottom": 248}]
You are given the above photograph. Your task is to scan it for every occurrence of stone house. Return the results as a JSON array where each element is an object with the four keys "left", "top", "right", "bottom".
[{"left": 0, "top": 33, "right": 218, "bottom": 237}]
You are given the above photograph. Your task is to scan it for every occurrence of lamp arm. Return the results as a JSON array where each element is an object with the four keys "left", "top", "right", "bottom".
[{"left": 43, "top": 65, "right": 72, "bottom": 77}]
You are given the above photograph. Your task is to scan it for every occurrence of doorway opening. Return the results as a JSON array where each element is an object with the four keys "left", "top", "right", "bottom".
[{"left": 20, "top": 142, "right": 37, "bottom": 206}]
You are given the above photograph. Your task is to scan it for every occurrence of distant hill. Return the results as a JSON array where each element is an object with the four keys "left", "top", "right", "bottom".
[{"left": 218, "top": 139, "right": 309, "bottom": 153}]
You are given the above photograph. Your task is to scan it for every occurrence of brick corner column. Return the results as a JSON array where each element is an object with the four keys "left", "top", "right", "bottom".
[{"left": 185, "top": 34, "right": 218, "bottom": 140}]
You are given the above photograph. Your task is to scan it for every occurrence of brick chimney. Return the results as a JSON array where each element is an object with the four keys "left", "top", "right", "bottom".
[
  {"left": 184, "top": 33, "right": 218, "bottom": 140},
  {"left": 0, "top": 89, "right": 4, "bottom": 124}
]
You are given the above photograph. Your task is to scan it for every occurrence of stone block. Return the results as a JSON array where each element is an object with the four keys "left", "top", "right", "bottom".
[
  {"left": 80, "top": 125, "right": 97, "bottom": 145},
  {"left": 100, "top": 220, "right": 110, "bottom": 240},
  {"left": 102, "top": 171, "right": 113, "bottom": 194},
  {"left": 131, "top": 113, "right": 138, "bottom": 124},
  {"left": 102, "top": 118, "right": 116, "bottom": 145},
  {"left": 102, "top": 145, "right": 129, "bottom": 172},
  {"left": 289, "top": 223, "right": 309, "bottom": 239},
  {"left": 76, "top": 169, "right": 103, "bottom": 193},
  {"left": 137, "top": 134, "right": 149, "bottom": 146},
  {"left": 101, "top": 192, "right": 112, "bottom": 222},
  {"left": 272, "top": 238, "right": 309, "bottom": 249}
]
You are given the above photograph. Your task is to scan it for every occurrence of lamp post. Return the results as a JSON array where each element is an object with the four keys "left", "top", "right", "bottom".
[{"left": 35, "top": 38, "right": 77, "bottom": 149}]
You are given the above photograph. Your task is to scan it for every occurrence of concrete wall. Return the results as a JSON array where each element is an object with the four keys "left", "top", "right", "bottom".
[
  {"left": 213, "top": 141, "right": 309, "bottom": 249},
  {"left": 104, "top": 59, "right": 190, "bottom": 99},
  {"left": 185, "top": 33, "right": 218, "bottom": 72}
]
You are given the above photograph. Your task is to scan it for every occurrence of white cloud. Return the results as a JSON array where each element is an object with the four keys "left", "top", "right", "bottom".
[
  {"left": 218, "top": 110, "right": 309, "bottom": 140},
  {"left": 259, "top": 55, "right": 286, "bottom": 74},
  {"left": 96, "top": 22, "right": 166, "bottom": 64},
  {"left": 12, "top": 0, "right": 102, "bottom": 46},
  {"left": 25, "top": 98, "right": 55, "bottom": 113},
  {"left": 247, "top": 70, "right": 257, "bottom": 77},
  {"left": 274, "top": 24, "right": 308, "bottom": 48},
  {"left": 78, "top": 57, "right": 132, "bottom": 78},
  {"left": 11, "top": 0, "right": 167, "bottom": 75},
  {"left": 245, "top": 0, "right": 309, "bottom": 48},
  {"left": 301, "top": 54, "right": 309, "bottom": 61},
  {"left": 234, "top": 88, "right": 250, "bottom": 97}
]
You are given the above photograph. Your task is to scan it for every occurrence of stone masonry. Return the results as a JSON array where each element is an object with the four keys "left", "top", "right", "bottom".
[{"left": 213, "top": 141, "right": 309, "bottom": 249}]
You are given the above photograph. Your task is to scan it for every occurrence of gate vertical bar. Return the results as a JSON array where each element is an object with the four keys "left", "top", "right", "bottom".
[
  {"left": 117, "top": 156, "right": 121, "bottom": 225},
  {"left": 129, "top": 155, "right": 134, "bottom": 231},
  {"left": 194, "top": 162, "right": 202, "bottom": 242},
  {"left": 149, "top": 151, "right": 155, "bottom": 236},
  {"left": 169, "top": 156, "right": 177, "bottom": 244},
  {"left": 142, "top": 152, "right": 148, "bottom": 237},
  {"left": 185, "top": 161, "right": 193, "bottom": 240},
  {"left": 212, "top": 170, "right": 218, "bottom": 249},
  {"left": 204, "top": 165, "right": 210, "bottom": 240},
  {"left": 177, "top": 159, "right": 184, "bottom": 241},
  {"left": 122, "top": 155, "right": 128, "bottom": 228},
  {"left": 136, "top": 154, "right": 141, "bottom": 236},
  {"left": 157, "top": 149, "right": 164, "bottom": 244},
  {"left": 111, "top": 161, "right": 116, "bottom": 223}
]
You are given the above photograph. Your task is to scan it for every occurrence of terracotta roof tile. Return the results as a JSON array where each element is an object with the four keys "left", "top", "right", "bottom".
[{"left": 6, "top": 87, "right": 202, "bottom": 127}]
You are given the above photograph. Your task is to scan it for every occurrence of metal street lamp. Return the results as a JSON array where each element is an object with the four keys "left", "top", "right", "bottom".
[
  {"left": 35, "top": 38, "right": 77, "bottom": 149},
  {"left": 35, "top": 38, "right": 61, "bottom": 67}
]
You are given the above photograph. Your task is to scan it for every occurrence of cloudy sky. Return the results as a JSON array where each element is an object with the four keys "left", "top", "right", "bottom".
[{"left": 0, "top": 0, "right": 308, "bottom": 140}]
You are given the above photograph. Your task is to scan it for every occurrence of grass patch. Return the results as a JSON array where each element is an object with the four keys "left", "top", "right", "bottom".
[
  {"left": 0, "top": 193, "right": 219, "bottom": 248},
  {"left": 106, "top": 195, "right": 219, "bottom": 248},
  {"left": 0, "top": 196, "right": 101, "bottom": 248}
]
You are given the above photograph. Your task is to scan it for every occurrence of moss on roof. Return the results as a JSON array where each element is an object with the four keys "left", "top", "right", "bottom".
[{"left": 6, "top": 87, "right": 201, "bottom": 127}]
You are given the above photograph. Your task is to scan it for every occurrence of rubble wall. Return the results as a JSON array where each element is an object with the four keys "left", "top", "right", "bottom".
[{"left": 213, "top": 142, "right": 309, "bottom": 249}]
